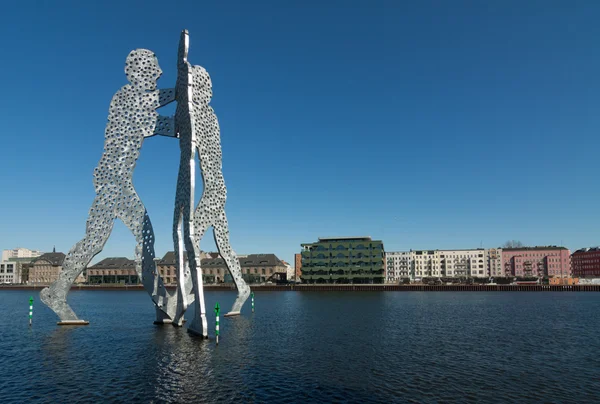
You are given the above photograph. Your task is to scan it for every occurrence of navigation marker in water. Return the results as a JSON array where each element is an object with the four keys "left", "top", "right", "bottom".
[
  {"left": 215, "top": 302, "right": 220, "bottom": 345},
  {"left": 29, "top": 296, "right": 33, "bottom": 326}
]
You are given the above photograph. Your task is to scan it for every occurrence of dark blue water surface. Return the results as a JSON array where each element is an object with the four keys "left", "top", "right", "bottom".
[{"left": 1, "top": 290, "right": 599, "bottom": 403}]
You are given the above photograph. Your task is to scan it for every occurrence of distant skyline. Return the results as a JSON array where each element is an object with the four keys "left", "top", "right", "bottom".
[{"left": 1, "top": 1, "right": 599, "bottom": 266}]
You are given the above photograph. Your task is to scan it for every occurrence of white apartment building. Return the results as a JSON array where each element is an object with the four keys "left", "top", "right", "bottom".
[
  {"left": 413, "top": 250, "right": 442, "bottom": 279},
  {"left": 385, "top": 251, "right": 413, "bottom": 282},
  {"left": 1, "top": 247, "right": 43, "bottom": 261},
  {"left": 387, "top": 248, "right": 492, "bottom": 281},
  {"left": 439, "top": 249, "right": 487, "bottom": 278},
  {"left": 487, "top": 248, "right": 503, "bottom": 277},
  {"left": 0, "top": 261, "right": 20, "bottom": 284}
]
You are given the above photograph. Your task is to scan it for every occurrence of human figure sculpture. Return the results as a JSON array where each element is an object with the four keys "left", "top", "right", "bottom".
[
  {"left": 171, "top": 30, "right": 206, "bottom": 334},
  {"left": 40, "top": 50, "right": 184, "bottom": 323},
  {"left": 172, "top": 30, "right": 250, "bottom": 336}
]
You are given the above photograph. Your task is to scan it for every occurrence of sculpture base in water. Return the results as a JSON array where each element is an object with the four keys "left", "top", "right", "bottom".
[
  {"left": 57, "top": 320, "right": 90, "bottom": 326},
  {"left": 224, "top": 311, "right": 241, "bottom": 317},
  {"left": 188, "top": 326, "right": 209, "bottom": 338},
  {"left": 153, "top": 319, "right": 173, "bottom": 324}
]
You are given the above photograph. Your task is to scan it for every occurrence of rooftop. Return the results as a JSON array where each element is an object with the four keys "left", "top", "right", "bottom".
[
  {"left": 503, "top": 246, "right": 568, "bottom": 251},
  {"left": 31, "top": 252, "right": 66, "bottom": 266},
  {"left": 202, "top": 253, "right": 284, "bottom": 267},
  {"left": 88, "top": 257, "right": 135, "bottom": 269},
  {"left": 318, "top": 236, "right": 372, "bottom": 242},
  {"left": 573, "top": 247, "right": 600, "bottom": 254}
]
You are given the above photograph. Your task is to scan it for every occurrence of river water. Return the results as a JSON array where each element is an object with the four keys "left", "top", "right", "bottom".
[{"left": 1, "top": 290, "right": 599, "bottom": 403}]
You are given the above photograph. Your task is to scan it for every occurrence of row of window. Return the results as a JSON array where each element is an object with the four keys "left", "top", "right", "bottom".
[
  {"left": 306, "top": 253, "right": 383, "bottom": 259},
  {"left": 307, "top": 244, "right": 383, "bottom": 251}
]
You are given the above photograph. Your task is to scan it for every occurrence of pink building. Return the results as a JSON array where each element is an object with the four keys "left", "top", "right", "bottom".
[{"left": 502, "top": 247, "right": 570, "bottom": 278}]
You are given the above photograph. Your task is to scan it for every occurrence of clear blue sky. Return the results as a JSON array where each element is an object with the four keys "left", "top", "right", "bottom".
[{"left": 1, "top": 0, "right": 599, "bottom": 266}]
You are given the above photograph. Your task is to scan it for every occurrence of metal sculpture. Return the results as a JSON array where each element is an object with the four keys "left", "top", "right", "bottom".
[
  {"left": 40, "top": 50, "right": 187, "bottom": 324},
  {"left": 40, "top": 30, "right": 250, "bottom": 329},
  {"left": 172, "top": 30, "right": 250, "bottom": 337},
  {"left": 171, "top": 30, "right": 206, "bottom": 333}
]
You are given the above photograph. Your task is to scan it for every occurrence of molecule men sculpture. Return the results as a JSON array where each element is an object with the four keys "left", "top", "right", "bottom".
[{"left": 40, "top": 30, "right": 250, "bottom": 335}]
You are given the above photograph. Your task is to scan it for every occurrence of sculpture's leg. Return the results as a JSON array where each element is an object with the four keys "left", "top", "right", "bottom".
[
  {"left": 185, "top": 205, "right": 207, "bottom": 337},
  {"left": 117, "top": 188, "right": 177, "bottom": 322},
  {"left": 172, "top": 206, "right": 189, "bottom": 326},
  {"left": 41, "top": 197, "right": 115, "bottom": 324},
  {"left": 213, "top": 210, "right": 250, "bottom": 316}
]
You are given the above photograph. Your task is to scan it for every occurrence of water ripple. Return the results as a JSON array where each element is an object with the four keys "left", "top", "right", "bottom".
[{"left": 1, "top": 290, "right": 599, "bottom": 402}]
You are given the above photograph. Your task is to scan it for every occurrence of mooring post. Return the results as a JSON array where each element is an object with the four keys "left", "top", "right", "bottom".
[
  {"left": 29, "top": 296, "right": 33, "bottom": 326},
  {"left": 251, "top": 291, "right": 255, "bottom": 313},
  {"left": 215, "top": 302, "right": 220, "bottom": 345}
]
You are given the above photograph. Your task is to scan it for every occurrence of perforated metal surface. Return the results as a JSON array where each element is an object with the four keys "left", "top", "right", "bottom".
[
  {"left": 41, "top": 31, "right": 249, "bottom": 328},
  {"left": 40, "top": 50, "right": 183, "bottom": 322},
  {"left": 173, "top": 31, "right": 250, "bottom": 336}
]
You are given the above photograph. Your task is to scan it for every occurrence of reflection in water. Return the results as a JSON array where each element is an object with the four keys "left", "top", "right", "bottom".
[{"left": 151, "top": 327, "right": 213, "bottom": 401}]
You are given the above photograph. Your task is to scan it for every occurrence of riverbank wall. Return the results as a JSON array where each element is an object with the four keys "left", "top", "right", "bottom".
[{"left": 2, "top": 284, "right": 600, "bottom": 292}]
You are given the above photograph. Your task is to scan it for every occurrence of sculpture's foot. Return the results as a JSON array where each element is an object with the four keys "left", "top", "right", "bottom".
[
  {"left": 229, "top": 286, "right": 251, "bottom": 314},
  {"left": 40, "top": 287, "right": 80, "bottom": 322},
  {"left": 58, "top": 320, "right": 89, "bottom": 326},
  {"left": 187, "top": 317, "right": 208, "bottom": 338},
  {"left": 154, "top": 306, "right": 173, "bottom": 325},
  {"left": 154, "top": 319, "right": 173, "bottom": 324},
  {"left": 187, "top": 325, "right": 208, "bottom": 338},
  {"left": 224, "top": 311, "right": 241, "bottom": 317}
]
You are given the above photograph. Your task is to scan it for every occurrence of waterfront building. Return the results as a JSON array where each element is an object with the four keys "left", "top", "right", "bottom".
[
  {"left": 282, "top": 260, "right": 295, "bottom": 282},
  {"left": 571, "top": 247, "right": 600, "bottom": 278},
  {"left": 156, "top": 251, "right": 212, "bottom": 285},
  {"left": 300, "top": 236, "right": 385, "bottom": 284},
  {"left": 1, "top": 247, "right": 43, "bottom": 262},
  {"left": 388, "top": 249, "right": 489, "bottom": 280},
  {"left": 294, "top": 253, "right": 302, "bottom": 281},
  {"left": 488, "top": 248, "right": 503, "bottom": 277},
  {"left": 439, "top": 249, "right": 487, "bottom": 278},
  {"left": 502, "top": 246, "right": 570, "bottom": 278},
  {"left": 156, "top": 251, "right": 286, "bottom": 284},
  {"left": 87, "top": 257, "right": 138, "bottom": 284},
  {"left": 411, "top": 250, "right": 441, "bottom": 279},
  {"left": 0, "top": 261, "right": 20, "bottom": 284},
  {"left": 0, "top": 256, "right": 41, "bottom": 284},
  {"left": 385, "top": 251, "right": 413, "bottom": 282},
  {"left": 208, "top": 253, "right": 287, "bottom": 284}
]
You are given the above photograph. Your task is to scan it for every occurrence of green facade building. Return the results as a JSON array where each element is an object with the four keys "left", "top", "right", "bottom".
[{"left": 300, "top": 236, "right": 385, "bottom": 284}]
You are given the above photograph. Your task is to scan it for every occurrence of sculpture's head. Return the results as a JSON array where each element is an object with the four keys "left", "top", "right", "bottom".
[
  {"left": 125, "top": 49, "right": 162, "bottom": 90},
  {"left": 191, "top": 65, "right": 213, "bottom": 101},
  {"left": 178, "top": 29, "right": 189, "bottom": 68}
]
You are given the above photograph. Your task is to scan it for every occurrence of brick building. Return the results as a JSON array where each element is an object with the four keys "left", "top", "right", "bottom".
[
  {"left": 294, "top": 253, "right": 302, "bottom": 280},
  {"left": 571, "top": 247, "right": 600, "bottom": 278},
  {"left": 28, "top": 252, "right": 73, "bottom": 285},
  {"left": 502, "top": 246, "right": 570, "bottom": 278}
]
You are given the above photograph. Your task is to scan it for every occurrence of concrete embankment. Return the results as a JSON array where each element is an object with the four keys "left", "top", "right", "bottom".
[{"left": 2, "top": 284, "right": 599, "bottom": 292}]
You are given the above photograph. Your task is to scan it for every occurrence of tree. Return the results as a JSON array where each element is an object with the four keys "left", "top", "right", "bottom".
[{"left": 503, "top": 240, "right": 524, "bottom": 248}]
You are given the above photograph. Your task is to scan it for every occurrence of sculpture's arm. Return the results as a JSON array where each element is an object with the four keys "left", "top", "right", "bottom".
[
  {"left": 149, "top": 115, "right": 177, "bottom": 138},
  {"left": 158, "top": 88, "right": 176, "bottom": 107}
]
